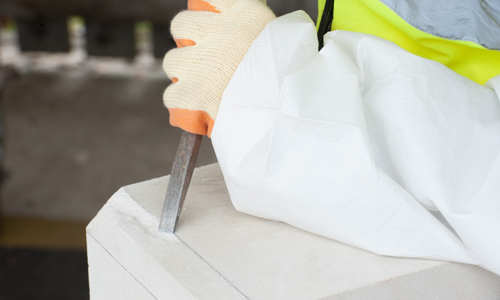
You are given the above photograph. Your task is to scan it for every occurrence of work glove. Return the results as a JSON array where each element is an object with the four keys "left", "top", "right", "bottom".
[{"left": 163, "top": 0, "right": 276, "bottom": 136}]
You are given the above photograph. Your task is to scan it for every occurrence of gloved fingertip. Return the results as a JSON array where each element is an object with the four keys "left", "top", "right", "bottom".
[
  {"left": 175, "top": 39, "right": 196, "bottom": 48},
  {"left": 188, "top": 0, "right": 220, "bottom": 13},
  {"left": 168, "top": 107, "right": 214, "bottom": 136}
]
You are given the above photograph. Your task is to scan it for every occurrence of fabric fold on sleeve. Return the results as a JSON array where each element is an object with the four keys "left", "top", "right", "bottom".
[{"left": 212, "top": 11, "right": 500, "bottom": 275}]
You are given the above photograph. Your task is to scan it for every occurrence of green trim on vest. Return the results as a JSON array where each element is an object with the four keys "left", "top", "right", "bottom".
[{"left": 317, "top": 0, "right": 500, "bottom": 84}]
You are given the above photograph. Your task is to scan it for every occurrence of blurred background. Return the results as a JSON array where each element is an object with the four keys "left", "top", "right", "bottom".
[{"left": 0, "top": 1, "right": 317, "bottom": 299}]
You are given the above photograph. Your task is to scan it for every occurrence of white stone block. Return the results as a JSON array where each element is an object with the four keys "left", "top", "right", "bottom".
[{"left": 87, "top": 163, "right": 500, "bottom": 299}]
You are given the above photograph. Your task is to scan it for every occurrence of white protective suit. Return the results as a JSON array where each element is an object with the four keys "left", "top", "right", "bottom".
[{"left": 211, "top": 12, "right": 500, "bottom": 275}]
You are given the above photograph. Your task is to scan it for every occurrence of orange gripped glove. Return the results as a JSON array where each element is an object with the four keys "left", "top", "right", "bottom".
[{"left": 163, "top": 0, "right": 276, "bottom": 137}]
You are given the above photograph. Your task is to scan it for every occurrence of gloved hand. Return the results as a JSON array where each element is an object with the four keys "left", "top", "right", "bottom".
[{"left": 163, "top": 0, "right": 276, "bottom": 136}]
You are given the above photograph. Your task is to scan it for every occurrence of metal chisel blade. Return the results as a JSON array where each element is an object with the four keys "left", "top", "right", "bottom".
[{"left": 159, "top": 131, "right": 202, "bottom": 233}]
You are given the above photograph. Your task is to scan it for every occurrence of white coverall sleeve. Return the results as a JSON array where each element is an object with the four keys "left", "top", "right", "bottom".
[{"left": 211, "top": 11, "right": 500, "bottom": 275}]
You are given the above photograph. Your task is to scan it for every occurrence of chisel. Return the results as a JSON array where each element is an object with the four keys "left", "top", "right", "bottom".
[{"left": 158, "top": 131, "right": 202, "bottom": 233}]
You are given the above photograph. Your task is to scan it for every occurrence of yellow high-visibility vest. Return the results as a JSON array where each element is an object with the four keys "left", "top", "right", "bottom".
[{"left": 317, "top": 0, "right": 500, "bottom": 85}]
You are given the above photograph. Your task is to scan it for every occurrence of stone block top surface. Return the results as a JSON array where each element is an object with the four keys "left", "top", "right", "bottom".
[{"left": 87, "top": 163, "right": 500, "bottom": 300}]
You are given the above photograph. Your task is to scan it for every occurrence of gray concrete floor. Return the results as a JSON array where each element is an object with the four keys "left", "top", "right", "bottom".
[
  {"left": 1, "top": 248, "right": 89, "bottom": 300},
  {"left": 1, "top": 71, "right": 217, "bottom": 221}
]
